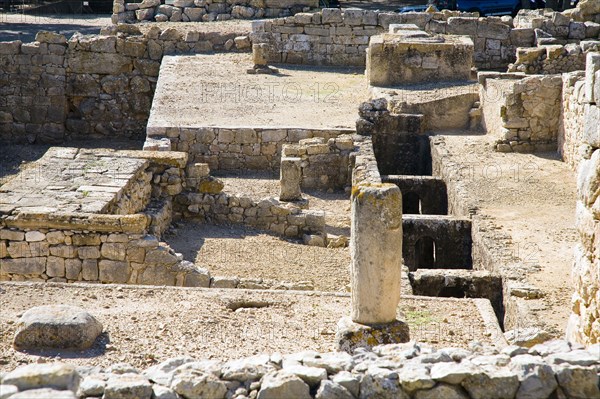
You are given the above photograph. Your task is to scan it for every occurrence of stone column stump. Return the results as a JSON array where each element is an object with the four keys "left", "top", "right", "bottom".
[
  {"left": 280, "top": 157, "right": 302, "bottom": 202},
  {"left": 336, "top": 183, "right": 409, "bottom": 353}
]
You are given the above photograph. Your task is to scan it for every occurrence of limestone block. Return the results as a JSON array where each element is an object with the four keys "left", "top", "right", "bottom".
[
  {"left": 336, "top": 317, "right": 409, "bottom": 353},
  {"left": 583, "top": 104, "right": 600, "bottom": 147},
  {"left": 0, "top": 258, "right": 46, "bottom": 275},
  {"left": 35, "top": 31, "right": 67, "bottom": 44},
  {"left": 98, "top": 260, "right": 129, "bottom": 283},
  {"left": 257, "top": 372, "right": 311, "bottom": 399},
  {"left": 13, "top": 305, "right": 102, "bottom": 350},
  {"left": 68, "top": 52, "right": 132, "bottom": 75},
  {"left": 2, "top": 363, "right": 80, "bottom": 391},
  {"left": 280, "top": 157, "right": 302, "bottom": 202},
  {"left": 350, "top": 184, "right": 402, "bottom": 324},
  {"left": 321, "top": 8, "right": 342, "bottom": 24},
  {"left": 9, "top": 389, "right": 76, "bottom": 399},
  {"left": 367, "top": 34, "right": 473, "bottom": 87},
  {"left": 585, "top": 53, "right": 600, "bottom": 103}
]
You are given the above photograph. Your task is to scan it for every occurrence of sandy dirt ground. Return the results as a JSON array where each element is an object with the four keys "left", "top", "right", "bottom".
[
  {"left": 166, "top": 223, "right": 351, "bottom": 292},
  {"left": 0, "top": 283, "right": 498, "bottom": 371},
  {"left": 437, "top": 134, "right": 578, "bottom": 337},
  {"left": 148, "top": 53, "right": 367, "bottom": 130}
]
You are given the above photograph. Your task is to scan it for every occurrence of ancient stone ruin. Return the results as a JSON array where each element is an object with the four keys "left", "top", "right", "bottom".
[{"left": 0, "top": 0, "right": 599, "bottom": 398}]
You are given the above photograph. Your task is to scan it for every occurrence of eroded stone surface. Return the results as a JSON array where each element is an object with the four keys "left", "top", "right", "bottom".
[{"left": 13, "top": 305, "right": 103, "bottom": 351}]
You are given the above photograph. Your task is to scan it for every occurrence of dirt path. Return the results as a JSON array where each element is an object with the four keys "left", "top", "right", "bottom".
[{"left": 436, "top": 134, "right": 578, "bottom": 336}]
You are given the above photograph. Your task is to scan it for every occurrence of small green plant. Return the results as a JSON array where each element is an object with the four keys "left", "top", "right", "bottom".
[{"left": 405, "top": 309, "right": 436, "bottom": 326}]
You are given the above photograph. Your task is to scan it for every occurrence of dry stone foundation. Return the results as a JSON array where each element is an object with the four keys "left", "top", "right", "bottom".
[
  {"left": 480, "top": 72, "right": 563, "bottom": 152},
  {"left": 0, "top": 26, "right": 250, "bottom": 144},
  {"left": 112, "top": 0, "right": 318, "bottom": 24},
  {"left": 366, "top": 30, "right": 473, "bottom": 87}
]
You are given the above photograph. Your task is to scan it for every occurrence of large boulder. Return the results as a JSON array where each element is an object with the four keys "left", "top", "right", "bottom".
[{"left": 13, "top": 305, "right": 103, "bottom": 351}]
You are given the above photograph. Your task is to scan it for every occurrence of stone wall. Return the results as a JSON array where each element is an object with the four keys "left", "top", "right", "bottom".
[
  {"left": 253, "top": 9, "right": 537, "bottom": 69},
  {"left": 402, "top": 215, "right": 472, "bottom": 271},
  {"left": 281, "top": 135, "right": 355, "bottom": 190},
  {"left": 0, "top": 26, "right": 250, "bottom": 144},
  {"left": 112, "top": 0, "right": 317, "bottom": 23},
  {"left": 148, "top": 126, "right": 354, "bottom": 171},
  {"left": 508, "top": 43, "right": 589, "bottom": 75},
  {"left": 174, "top": 191, "right": 326, "bottom": 238},
  {"left": 0, "top": 148, "right": 214, "bottom": 287},
  {"left": 366, "top": 32, "right": 473, "bottom": 87},
  {"left": 559, "top": 71, "right": 587, "bottom": 168},
  {"left": 382, "top": 175, "right": 448, "bottom": 215},
  {"left": 565, "top": 52, "right": 600, "bottom": 346},
  {"left": 479, "top": 72, "right": 563, "bottom": 153}
]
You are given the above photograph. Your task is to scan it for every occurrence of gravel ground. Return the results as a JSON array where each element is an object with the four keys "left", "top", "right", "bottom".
[
  {"left": 166, "top": 223, "right": 351, "bottom": 292},
  {"left": 0, "top": 283, "right": 497, "bottom": 371}
]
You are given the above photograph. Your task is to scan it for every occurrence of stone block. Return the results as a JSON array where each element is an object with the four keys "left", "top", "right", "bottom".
[
  {"left": 0, "top": 257, "right": 46, "bottom": 275},
  {"left": 280, "top": 157, "right": 302, "bottom": 201},
  {"left": 99, "top": 260, "right": 129, "bottom": 283},
  {"left": 68, "top": 52, "right": 133, "bottom": 75}
]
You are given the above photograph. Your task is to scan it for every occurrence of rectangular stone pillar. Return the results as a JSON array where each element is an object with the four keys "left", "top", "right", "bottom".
[
  {"left": 350, "top": 183, "right": 403, "bottom": 324},
  {"left": 279, "top": 157, "right": 302, "bottom": 202}
]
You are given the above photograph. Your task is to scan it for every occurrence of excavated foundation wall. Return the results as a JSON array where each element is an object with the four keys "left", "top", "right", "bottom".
[
  {"left": 480, "top": 72, "right": 563, "bottom": 153},
  {"left": 252, "top": 8, "right": 600, "bottom": 70},
  {"left": 0, "top": 26, "right": 250, "bottom": 144},
  {"left": 0, "top": 150, "right": 210, "bottom": 287},
  {"left": 112, "top": 0, "right": 317, "bottom": 23},
  {"left": 561, "top": 54, "right": 600, "bottom": 346}
]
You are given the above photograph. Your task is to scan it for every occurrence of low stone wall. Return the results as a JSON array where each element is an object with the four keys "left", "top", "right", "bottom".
[
  {"left": 148, "top": 127, "right": 354, "bottom": 171},
  {"left": 509, "top": 43, "right": 587, "bottom": 74},
  {"left": 479, "top": 72, "right": 562, "bottom": 153},
  {"left": 253, "top": 9, "right": 539, "bottom": 69},
  {"left": 0, "top": 148, "right": 214, "bottom": 287},
  {"left": 174, "top": 191, "right": 326, "bottom": 238},
  {"left": 2, "top": 340, "right": 599, "bottom": 399},
  {"left": 565, "top": 52, "right": 600, "bottom": 346},
  {"left": 112, "top": 0, "right": 317, "bottom": 23},
  {"left": 0, "top": 228, "right": 210, "bottom": 287},
  {"left": 0, "top": 26, "right": 250, "bottom": 144},
  {"left": 281, "top": 135, "right": 355, "bottom": 191}
]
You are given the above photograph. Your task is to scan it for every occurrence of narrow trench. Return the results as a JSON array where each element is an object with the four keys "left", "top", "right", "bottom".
[{"left": 377, "top": 133, "right": 505, "bottom": 330}]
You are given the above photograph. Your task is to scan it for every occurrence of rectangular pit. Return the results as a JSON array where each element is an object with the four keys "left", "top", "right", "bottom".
[
  {"left": 382, "top": 175, "right": 448, "bottom": 215},
  {"left": 402, "top": 215, "right": 472, "bottom": 271}
]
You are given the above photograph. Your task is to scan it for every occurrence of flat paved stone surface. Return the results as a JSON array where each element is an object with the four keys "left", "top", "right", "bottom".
[
  {"left": 0, "top": 147, "right": 146, "bottom": 215},
  {"left": 148, "top": 53, "right": 367, "bottom": 131}
]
